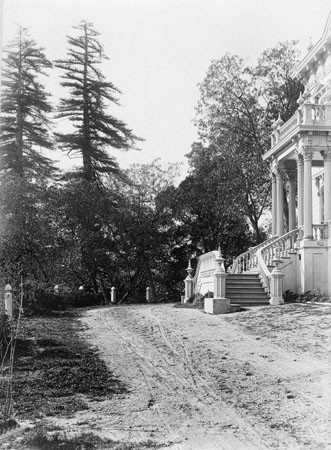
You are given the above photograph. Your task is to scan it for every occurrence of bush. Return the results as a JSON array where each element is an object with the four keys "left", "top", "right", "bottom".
[
  {"left": 24, "top": 288, "right": 69, "bottom": 316},
  {"left": 70, "top": 291, "right": 104, "bottom": 308},
  {"left": 297, "top": 289, "right": 329, "bottom": 303},
  {"left": 283, "top": 290, "right": 298, "bottom": 303}
]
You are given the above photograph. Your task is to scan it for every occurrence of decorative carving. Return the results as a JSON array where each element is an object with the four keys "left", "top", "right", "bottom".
[
  {"left": 303, "top": 148, "right": 314, "bottom": 160},
  {"left": 321, "top": 148, "right": 331, "bottom": 161}
]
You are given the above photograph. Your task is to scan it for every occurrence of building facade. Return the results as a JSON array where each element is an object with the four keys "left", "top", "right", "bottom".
[{"left": 263, "top": 12, "right": 331, "bottom": 297}]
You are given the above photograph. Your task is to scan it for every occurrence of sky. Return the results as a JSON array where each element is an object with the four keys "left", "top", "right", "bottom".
[{"left": 2, "top": 0, "right": 331, "bottom": 177}]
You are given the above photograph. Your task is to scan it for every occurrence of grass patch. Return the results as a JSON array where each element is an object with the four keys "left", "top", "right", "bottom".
[
  {"left": 20, "top": 425, "right": 165, "bottom": 449},
  {"left": 0, "top": 310, "right": 127, "bottom": 420}
]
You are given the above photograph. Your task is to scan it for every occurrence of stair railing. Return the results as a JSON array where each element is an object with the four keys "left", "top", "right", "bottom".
[
  {"left": 256, "top": 228, "right": 299, "bottom": 294},
  {"left": 232, "top": 236, "right": 279, "bottom": 274},
  {"left": 192, "top": 250, "right": 218, "bottom": 293}
]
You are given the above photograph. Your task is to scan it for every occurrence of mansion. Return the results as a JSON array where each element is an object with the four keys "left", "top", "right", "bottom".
[{"left": 189, "top": 11, "right": 331, "bottom": 311}]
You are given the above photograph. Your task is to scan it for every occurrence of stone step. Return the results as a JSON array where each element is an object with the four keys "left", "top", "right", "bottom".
[
  {"left": 227, "top": 282, "right": 263, "bottom": 288},
  {"left": 227, "top": 288, "right": 267, "bottom": 295},
  {"left": 226, "top": 273, "right": 270, "bottom": 305}
]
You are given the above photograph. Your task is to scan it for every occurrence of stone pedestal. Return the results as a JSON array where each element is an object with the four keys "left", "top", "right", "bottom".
[
  {"left": 269, "top": 259, "right": 285, "bottom": 306},
  {"left": 204, "top": 297, "right": 230, "bottom": 314}
]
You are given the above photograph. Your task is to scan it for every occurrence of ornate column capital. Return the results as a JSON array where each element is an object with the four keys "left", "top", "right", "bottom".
[
  {"left": 303, "top": 147, "right": 314, "bottom": 161},
  {"left": 321, "top": 148, "right": 331, "bottom": 161}
]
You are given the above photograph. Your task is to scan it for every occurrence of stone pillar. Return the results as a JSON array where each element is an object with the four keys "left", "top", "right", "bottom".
[
  {"left": 276, "top": 169, "right": 284, "bottom": 236},
  {"left": 184, "top": 259, "right": 194, "bottom": 303},
  {"left": 204, "top": 247, "right": 230, "bottom": 314},
  {"left": 272, "top": 171, "right": 277, "bottom": 236},
  {"left": 287, "top": 171, "right": 297, "bottom": 231},
  {"left": 269, "top": 259, "right": 285, "bottom": 306},
  {"left": 303, "top": 148, "right": 314, "bottom": 239},
  {"left": 4, "top": 284, "right": 13, "bottom": 319},
  {"left": 323, "top": 149, "right": 331, "bottom": 222},
  {"left": 296, "top": 153, "right": 304, "bottom": 237}
]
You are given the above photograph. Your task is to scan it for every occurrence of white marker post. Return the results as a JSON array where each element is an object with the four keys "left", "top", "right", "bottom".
[{"left": 4, "top": 284, "right": 13, "bottom": 319}]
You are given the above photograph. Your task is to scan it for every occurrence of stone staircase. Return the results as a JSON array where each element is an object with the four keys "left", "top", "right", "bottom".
[{"left": 226, "top": 273, "right": 270, "bottom": 306}]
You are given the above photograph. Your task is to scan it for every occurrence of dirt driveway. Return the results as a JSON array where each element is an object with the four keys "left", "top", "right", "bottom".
[{"left": 52, "top": 303, "right": 330, "bottom": 449}]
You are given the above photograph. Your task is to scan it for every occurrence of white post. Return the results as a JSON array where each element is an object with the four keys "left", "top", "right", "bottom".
[
  {"left": 204, "top": 247, "right": 230, "bottom": 314},
  {"left": 269, "top": 259, "right": 285, "bottom": 306},
  {"left": 146, "top": 287, "right": 150, "bottom": 302},
  {"left": 111, "top": 286, "right": 116, "bottom": 303},
  {"left": 184, "top": 259, "right": 194, "bottom": 303},
  {"left": 5, "top": 284, "right": 13, "bottom": 319}
]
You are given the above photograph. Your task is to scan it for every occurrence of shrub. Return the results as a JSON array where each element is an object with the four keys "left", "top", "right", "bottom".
[
  {"left": 297, "top": 289, "right": 329, "bottom": 303},
  {"left": 283, "top": 290, "right": 298, "bottom": 303},
  {"left": 24, "top": 288, "right": 69, "bottom": 316},
  {"left": 70, "top": 291, "right": 104, "bottom": 308}
]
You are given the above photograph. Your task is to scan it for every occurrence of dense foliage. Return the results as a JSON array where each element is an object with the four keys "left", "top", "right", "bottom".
[{"left": 0, "top": 24, "right": 303, "bottom": 309}]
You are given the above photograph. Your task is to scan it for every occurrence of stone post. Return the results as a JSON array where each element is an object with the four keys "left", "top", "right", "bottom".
[
  {"left": 111, "top": 286, "right": 116, "bottom": 303},
  {"left": 4, "top": 284, "right": 13, "bottom": 319},
  {"left": 269, "top": 259, "right": 285, "bottom": 306},
  {"left": 146, "top": 287, "right": 150, "bottom": 302},
  {"left": 204, "top": 247, "right": 230, "bottom": 314},
  {"left": 184, "top": 259, "right": 194, "bottom": 303}
]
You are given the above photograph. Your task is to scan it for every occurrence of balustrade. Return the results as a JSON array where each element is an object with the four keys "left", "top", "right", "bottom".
[{"left": 273, "top": 104, "right": 331, "bottom": 147}]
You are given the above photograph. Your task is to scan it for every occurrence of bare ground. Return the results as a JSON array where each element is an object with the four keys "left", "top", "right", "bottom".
[
  {"left": 2, "top": 302, "right": 331, "bottom": 449},
  {"left": 42, "top": 303, "right": 331, "bottom": 449}
]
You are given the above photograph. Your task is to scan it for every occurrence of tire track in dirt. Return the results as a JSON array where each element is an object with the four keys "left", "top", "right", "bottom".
[{"left": 79, "top": 305, "right": 307, "bottom": 449}]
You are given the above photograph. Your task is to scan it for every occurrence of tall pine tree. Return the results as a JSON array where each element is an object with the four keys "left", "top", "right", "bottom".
[
  {"left": 55, "top": 21, "right": 139, "bottom": 183},
  {"left": 0, "top": 26, "right": 54, "bottom": 179}
]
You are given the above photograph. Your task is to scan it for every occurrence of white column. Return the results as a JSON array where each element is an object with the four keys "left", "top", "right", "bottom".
[
  {"left": 323, "top": 149, "right": 331, "bottom": 223},
  {"left": 287, "top": 172, "right": 296, "bottom": 231},
  {"left": 303, "top": 149, "right": 314, "bottom": 239},
  {"left": 276, "top": 169, "right": 284, "bottom": 236},
  {"left": 296, "top": 153, "right": 304, "bottom": 235},
  {"left": 272, "top": 172, "right": 277, "bottom": 236}
]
